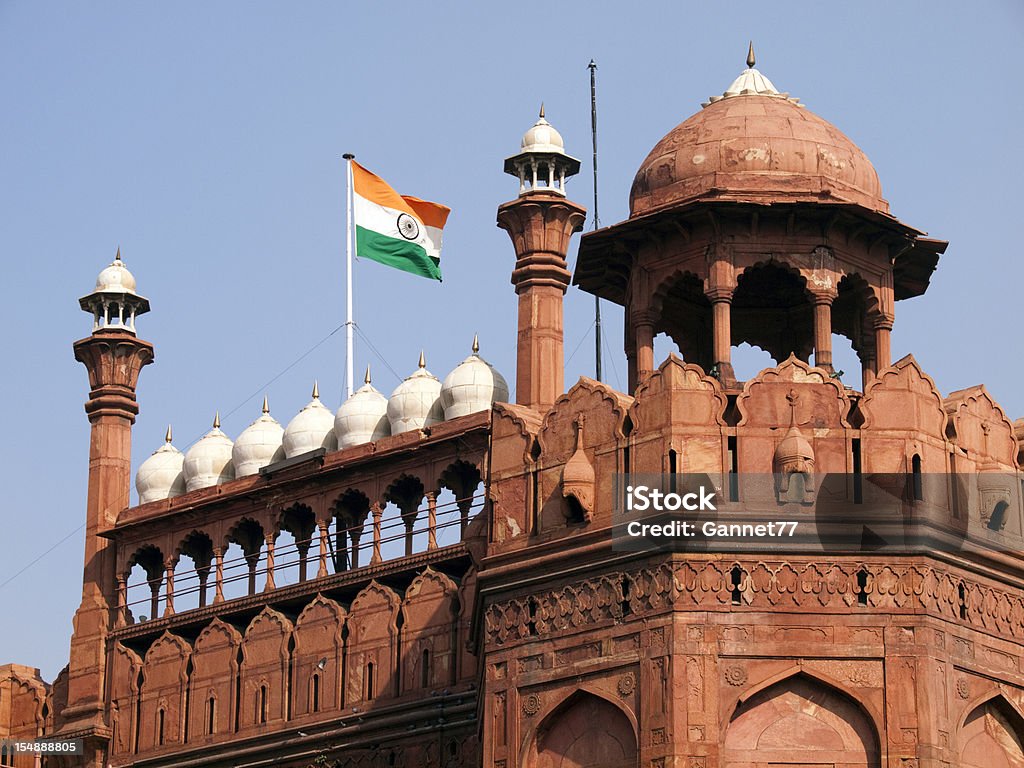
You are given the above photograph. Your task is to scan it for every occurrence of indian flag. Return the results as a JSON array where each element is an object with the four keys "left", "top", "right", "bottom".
[{"left": 352, "top": 161, "right": 450, "bottom": 281}]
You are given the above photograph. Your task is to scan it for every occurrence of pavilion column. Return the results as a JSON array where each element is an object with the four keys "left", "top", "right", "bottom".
[
  {"left": 706, "top": 287, "right": 735, "bottom": 382},
  {"left": 861, "top": 349, "right": 877, "bottom": 390},
  {"left": 115, "top": 575, "right": 127, "bottom": 628},
  {"left": 163, "top": 558, "right": 175, "bottom": 617},
  {"left": 874, "top": 316, "right": 893, "bottom": 372},
  {"left": 370, "top": 502, "right": 383, "bottom": 565},
  {"left": 212, "top": 547, "right": 225, "bottom": 604},
  {"left": 634, "top": 311, "right": 655, "bottom": 386},
  {"left": 317, "top": 520, "right": 330, "bottom": 578},
  {"left": 426, "top": 492, "right": 438, "bottom": 550},
  {"left": 811, "top": 291, "right": 835, "bottom": 372},
  {"left": 263, "top": 533, "right": 276, "bottom": 592}
]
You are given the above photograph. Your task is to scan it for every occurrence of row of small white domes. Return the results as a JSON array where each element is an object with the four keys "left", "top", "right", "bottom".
[{"left": 136, "top": 341, "right": 508, "bottom": 504}]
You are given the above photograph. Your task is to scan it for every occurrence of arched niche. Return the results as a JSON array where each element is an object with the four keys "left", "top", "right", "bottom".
[
  {"left": 239, "top": 607, "right": 293, "bottom": 730},
  {"left": 723, "top": 673, "right": 880, "bottom": 767},
  {"left": 960, "top": 694, "right": 1024, "bottom": 768},
  {"left": 189, "top": 618, "right": 242, "bottom": 740},
  {"left": 400, "top": 568, "right": 458, "bottom": 694},
  {"left": 523, "top": 690, "right": 638, "bottom": 768},
  {"left": 138, "top": 632, "right": 191, "bottom": 752},
  {"left": 292, "top": 594, "right": 346, "bottom": 718},
  {"left": 345, "top": 581, "right": 401, "bottom": 705}
]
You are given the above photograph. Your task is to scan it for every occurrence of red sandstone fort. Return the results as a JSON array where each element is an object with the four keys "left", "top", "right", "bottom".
[{"left": 2, "top": 50, "right": 1023, "bottom": 768}]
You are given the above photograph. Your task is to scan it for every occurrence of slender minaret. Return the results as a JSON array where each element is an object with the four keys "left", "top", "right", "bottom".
[
  {"left": 61, "top": 250, "right": 153, "bottom": 764},
  {"left": 497, "top": 106, "right": 586, "bottom": 412}
]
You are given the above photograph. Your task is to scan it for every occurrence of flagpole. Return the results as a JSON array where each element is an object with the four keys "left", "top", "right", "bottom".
[
  {"left": 343, "top": 153, "right": 356, "bottom": 399},
  {"left": 588, "top": 59, "right": 603, "bottom": 383}
]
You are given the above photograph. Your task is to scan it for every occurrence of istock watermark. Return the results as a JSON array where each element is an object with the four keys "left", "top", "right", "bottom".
[{"left": 611, "top": 472, "right": 1024, "bottom": 555}]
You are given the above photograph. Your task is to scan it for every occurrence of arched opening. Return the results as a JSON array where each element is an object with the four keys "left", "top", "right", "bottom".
[
  {"left": 125, "top": 545, "right": 164, "bottom": 623},
  {"left": 526, "top": 691, "right": 637, "bottom": 768},
  {"left": 730, "top": 342, "right": 776, "bottom": 383},
  {"left": 225, "top": 518, "right": 265, "bottom": 597},
  {"left": 731, "top": 263, "right": 813, "bottom": 366},
  {"left": 653, "top": 272, "right": 712, "bottom": 371},
  {"left": 833, "top": 273, "right": 882, "bottom": 390},
  {"left": 724, "top": 674, "right": 880, "bottom": 767},
  {"left": 332, "top": 490, "right": 370, "bottom": 571},
  {"left": 176, "top": 531, "right": 213, "bottom": 609},
  {"left": 385, "top": 475, "right": 426, "bottom": 558},
  {"left": 960, "top": 696, "right": 1024, "bottom": 768}
]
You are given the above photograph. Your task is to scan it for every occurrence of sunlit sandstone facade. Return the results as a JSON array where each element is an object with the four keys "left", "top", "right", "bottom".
[{"left": 4, "top": 57, "right": 1024, "bottom": 768}]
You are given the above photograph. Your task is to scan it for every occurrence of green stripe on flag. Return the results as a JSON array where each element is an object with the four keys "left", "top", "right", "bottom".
[{"left": 356, "top": 226, "right": 442, "bottom": 281}]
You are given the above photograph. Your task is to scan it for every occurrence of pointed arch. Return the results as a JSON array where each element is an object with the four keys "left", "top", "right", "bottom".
[
  {"left": 959, "top": 691, "right": 1024, "bottom": 768},
  {"left": 521, "top": 688, "right": 638, "bottom": 768},
  {"left": 724, "top": 670, "right": 880, "bottom": 768}
]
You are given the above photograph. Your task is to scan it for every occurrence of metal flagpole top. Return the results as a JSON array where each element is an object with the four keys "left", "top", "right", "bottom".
[{"left": 343, "top": 153, "right": 355, "bottom": 160}]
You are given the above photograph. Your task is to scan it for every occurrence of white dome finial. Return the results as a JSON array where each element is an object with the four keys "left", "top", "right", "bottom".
[
  {"left": 164, "top": 424, "right": 173, "bottom": 443},
  {"left": 262, "top": 394, "right": 270, "bottom": 414},
  {"left": 440, "top": 334, "right": 510, "bottom": 420},
  {"left": 364, "top": 364, "right": 372, "bottom": 385}
]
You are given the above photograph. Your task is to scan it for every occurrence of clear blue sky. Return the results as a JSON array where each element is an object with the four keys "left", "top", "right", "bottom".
[{"left": 1, "top": 2, "right": 1021, "bottom": 681}]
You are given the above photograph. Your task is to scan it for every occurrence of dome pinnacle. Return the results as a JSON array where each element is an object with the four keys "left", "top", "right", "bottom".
[
  {"left": 311, "top": 380, "right": 320, "bottom": 400},
  {"left": 747, "top": 40, "right": 756, "bottom": 69},
  {"left": 213, "top": 411, "right": 221, "bottom": 429},
  {"left": 165, "top": 425, "right": 173, "bottom": 443},
  {"left": 539, "top": 102, "right": 545, "bottom": 119},
  {"left": 364, "top": 364, "right": 372, "bottom": 385},
  {"left": 472, "top": 333, "right": 480, "bottom": 355},
  {"left": 262, "top": 395, "right": 270, "bottom": 414}
]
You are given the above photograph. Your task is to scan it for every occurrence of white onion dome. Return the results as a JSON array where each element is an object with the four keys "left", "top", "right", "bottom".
[
  {"left": 136, "top": 426, "right": 186, "bottom": 504},
  {"left": 335, "top": 366, "right": 390, "bottom": 449},
  {"left": 183, "top": 414, "right": 236, "bottom": 492},
  {"left": 440, "top": 336, "right": 510, "bottom": 419},
  {"left": 387, "top": 352, "right": 444, "bottom": 434},
  {"left": 521, "top": 105, "right": 565, "bottom": 154},
  {"left": 232, "top": 397, "right": 285, "bottom": 476},
  {"left": 283, "top": 382, "right": 339, "bottom": 458},
  {"left": 95, "top": 248, "right": 139, "bottom": 294}
]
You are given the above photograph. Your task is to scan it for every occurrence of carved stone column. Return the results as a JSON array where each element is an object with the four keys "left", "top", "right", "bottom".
[
  {"left": 811, "top": 290, "right": 836, "bottom": 372},
  {"left": 497, "top": 191, "right": 586, "bottom": 412},
  {"left": 706, "top": 287, "right": 735, "bottom": 383}
]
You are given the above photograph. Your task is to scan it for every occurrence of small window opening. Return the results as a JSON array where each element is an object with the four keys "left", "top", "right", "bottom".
[
  {"left": 852, "top": 438, "right": 863, "bottom": 504},
  {"left": 856, "top": 568, "right": 869, "bottom": 606},
  {"left": 258, "top": 685, "right": 267, "bottom": 724},
  {"left": 730, "top": 565, "right": 744, "bottom": 605},
  {"left": 911, "top": 454, "right": 923, "bottom": 501},
  {"left": 312, "top": 673, "right": 321, "bottom": 713},
  {"left": 958, "top": 583, "right": 967, "bottom": 621},
  {"left": 989, "top": 502, "right": 1009, "bottom": 532},
  {"left": 365, "top": 662, "right": 375, "bottom": 700},
  {"left": 727, "top": 436, "right": 739, "bottom": 501},
  {"left": 420, "top": 648, "right": 431, "bottom": 689},
  {"left": 207, "top": 696, "right": 215, "bottom": 735},
  {"left": 620, "top": 574, "right": 632, "bottom": 616},
  {"left": 157, "top": 708, "right": 165, "bottom": 746},
  {"left": 669, "top": 448, "right": 678, "bottom": 493}
]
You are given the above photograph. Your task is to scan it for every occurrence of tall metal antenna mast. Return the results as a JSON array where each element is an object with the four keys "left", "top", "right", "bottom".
[{"left": 588, "top": 59, "right": 602, "bottom": 382}]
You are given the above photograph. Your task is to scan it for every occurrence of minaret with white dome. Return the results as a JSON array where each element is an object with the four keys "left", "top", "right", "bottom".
[
  {"left": 503, "top": 104, "right": 582, "bottom": 196},
  {"left": 78, "top": 247, "right": 151, "bottom": 334},
  {"left": 65, "top": 247, "right": 155, "bottom": 753},
  {"left": 498, "top": 106, "right": 586, "bottom": 412}
]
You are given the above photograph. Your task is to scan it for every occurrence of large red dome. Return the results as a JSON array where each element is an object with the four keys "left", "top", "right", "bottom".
[{"left": 629, "top": 93, "right": 888, "bottom": 217}]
